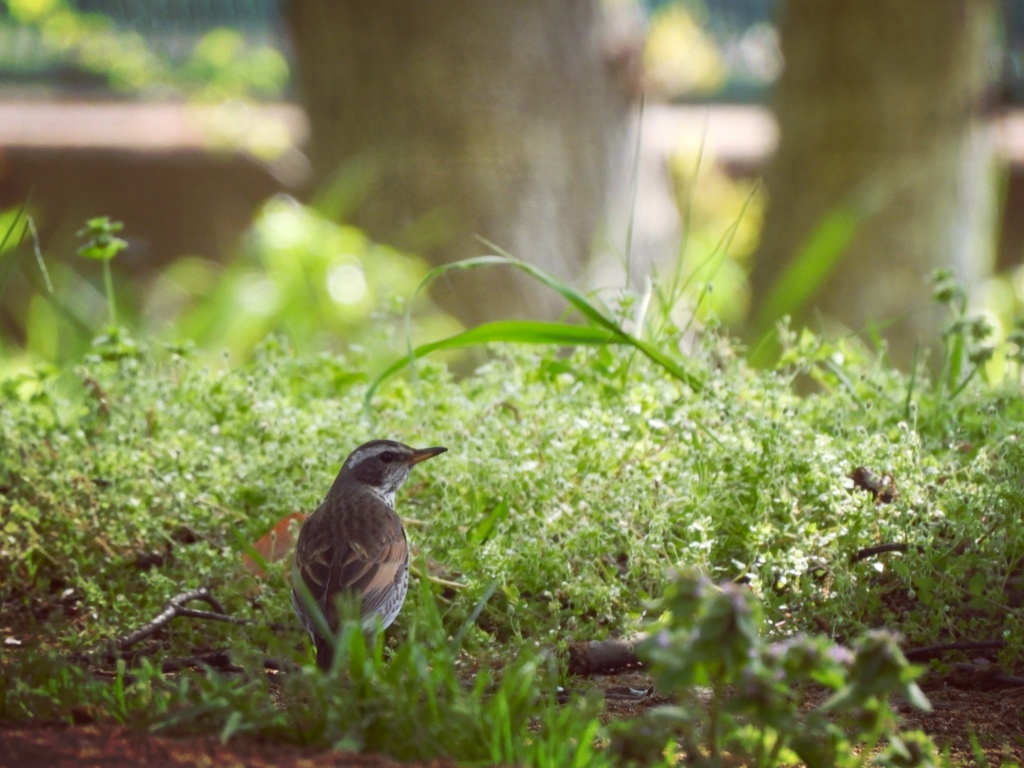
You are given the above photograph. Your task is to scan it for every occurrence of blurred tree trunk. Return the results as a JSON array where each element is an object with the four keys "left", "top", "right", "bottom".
[
  {"left": 286, "top": 0, "right": 633, "bottom": 326},
  {"left": 749, "top": 0, "right": 998, "bottom": 366}
]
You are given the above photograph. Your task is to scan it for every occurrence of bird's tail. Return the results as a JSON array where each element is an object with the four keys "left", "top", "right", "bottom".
[{"left": 314, "top": 636, "right": 334, "bottom": 670}]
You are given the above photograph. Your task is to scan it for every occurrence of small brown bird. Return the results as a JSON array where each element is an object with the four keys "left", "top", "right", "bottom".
[{"left": 291, "top": 439, "right": 447, "bottom": 669}]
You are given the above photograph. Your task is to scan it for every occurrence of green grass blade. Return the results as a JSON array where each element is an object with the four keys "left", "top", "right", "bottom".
[
  {"left": 751, "top": 200, "right": 864, "bottom": 346},
  {"left": 667, "top": 111, "right": 709, "bottom": 309},
  {"left": 380, "top": 249, "right": 704, "bottom": 408},
  {"left": 26, "top": 217, "right": 54, "bottom": 296},
  {"left": 748, "top": 197, "right": 869, "bottom": 368},
  {"left": 367, "top": 320, "right": 617, "bottom": 406},
  {"left": 0, "top": 201, "right": 28, "bottom": 254},
  {"left": 410, "top": 250, "right": 614, "bottom": 330},
  {"left": 472, "top": 244, "right": 703, "bottom": 389},
  {"left": 472, "top": 241, "right": 625, "bottom": 331},
  {"left": 623, "top": 95, "right": 646, "bottom": 282},
  {"left": 0, "top": 201, "right": 31, "bottom": 297}
]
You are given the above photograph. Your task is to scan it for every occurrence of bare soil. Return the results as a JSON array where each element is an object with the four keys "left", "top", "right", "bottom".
[{"left": 0, "top": 724, "right": 455, "bottom": 768}]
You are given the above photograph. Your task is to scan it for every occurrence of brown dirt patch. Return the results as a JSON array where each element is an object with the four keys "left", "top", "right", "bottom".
[
  {"left": 900, "top": 679, "right": 1024, "bottom": 765},
  {"left": 0, "top": 724, "right": 457, "bottom": 768}
]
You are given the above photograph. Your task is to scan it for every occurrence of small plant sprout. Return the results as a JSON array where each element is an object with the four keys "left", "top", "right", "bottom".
[
  {"left": 635, "top": 572, "right": 935, "bottom": 768},
  {"left": 77, "top": 216, "right": 128, "bottom": 329},
  {"left": 929, "top": 268, "right": 995, "bottom": 397}
]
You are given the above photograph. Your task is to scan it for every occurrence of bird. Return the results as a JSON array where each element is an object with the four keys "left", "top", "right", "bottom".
[{"left": 291, "top": 439, "right": 447, "bottom": 669}]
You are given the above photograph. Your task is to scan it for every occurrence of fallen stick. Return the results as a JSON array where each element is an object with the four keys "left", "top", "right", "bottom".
[
  {"left": 116, "top": 586, "right": 252, "bottom": 651},
  {"left": 903, "top": 640, "right": 1005, "bottom": 662}
]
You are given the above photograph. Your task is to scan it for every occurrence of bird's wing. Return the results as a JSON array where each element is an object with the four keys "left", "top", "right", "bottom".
[
  {"left": 293, "top": 495, "right": 408, "bottom": 630},
  {"left": 346, "top": 525, "right": 409, "bottom": 623}
]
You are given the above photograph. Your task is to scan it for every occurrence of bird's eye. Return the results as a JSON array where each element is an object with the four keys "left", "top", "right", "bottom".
[{"left": 378, "top": 451, "right": 396, "bottom": 463}]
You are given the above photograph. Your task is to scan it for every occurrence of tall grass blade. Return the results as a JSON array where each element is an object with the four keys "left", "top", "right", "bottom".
[
  {"left": 26, "top": 217, "right": 53, "bottom": 295},
  {"left": 667, "top": 109, "right": 709, "bottom": 309},
  {"left": 675, "top": 179, "right": 761, "bottom": 338},
  {"left": 749, "top": 199, "right": 866, "bottom": 367},
  {"left": 623, "top": 95, "right": 646, "bottom": 284},
  {"left": 369, "top": 319, "right": 616, "bottom": 405},
  {"left": 0, "top": 200, "right": 31, "bottom": 296},
  {"left": 449, "top": 580, "right": 498, "bottom": 652},
  {"left": 374, "top": 251, "right": 704, "bottom": 407}
]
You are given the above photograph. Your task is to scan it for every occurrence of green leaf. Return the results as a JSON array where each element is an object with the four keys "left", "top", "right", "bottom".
[
  {"left": 76, "top": 216, "right": 127, "bottom": 262},
  {"left": 900, "top": 680, "right": 932, "bottom": 713},
  {"left": 967, "top": 570, "right": 986, "bottom": 597},
  {"left": 78, "top": 240, "right": 127, "bottom": 262},
  {"left": 220, "top": 710, "right": 246, "bottom": 743},
  {"left": 467, "top": 500, "right": 510, "bottom": 546}
]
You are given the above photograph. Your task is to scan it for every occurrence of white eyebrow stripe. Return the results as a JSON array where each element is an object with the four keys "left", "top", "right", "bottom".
[{"left": 342, "top": 441, "right": 405, "bottom": 470}]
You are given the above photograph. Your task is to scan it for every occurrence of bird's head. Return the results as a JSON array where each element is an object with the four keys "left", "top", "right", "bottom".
[{"left": 338, "top": 439, "right": 447, "bottom": 499}]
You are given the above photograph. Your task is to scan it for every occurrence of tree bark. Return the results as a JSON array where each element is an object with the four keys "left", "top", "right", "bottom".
[
  {"left": 286, "top": 0, "right": 632, "bottom": 325},
  {"left": 750, "top": 0, "right": 998, "bottom": 366}
]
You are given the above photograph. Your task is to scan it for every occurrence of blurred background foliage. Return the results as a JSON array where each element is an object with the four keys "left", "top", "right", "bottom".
[
  {"left": 0, "top": 0, "right": 463, "bottom": 373},
  {"left": 4, "top": 198, "right": 459, "bottom": 370},
  {"left": 146, "top": 197, "right": 461, "bottom": 360},
  {"left": 666, "top": 148, "right": 765, "bottom": 326},
  {"left": 0, "top": 0, "right": 289, "bottom": 99},
  {"left": 0, "top": 0, "right": 775, "bottom": 373},
  {"left": 0, "top": 0, "right": 1023, "bottom": 376},
  {"left": 643, "top": 0, "right": 779, "bottom": 101}
]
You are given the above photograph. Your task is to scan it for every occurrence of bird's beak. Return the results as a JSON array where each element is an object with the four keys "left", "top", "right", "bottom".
[{"left": 407, "top": 446, "right": 448, "bottom": 465}]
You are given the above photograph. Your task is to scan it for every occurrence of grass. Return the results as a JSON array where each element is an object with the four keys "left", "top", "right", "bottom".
[{"left": 2, "top": 251, "right": 1024, "bottom": 764}]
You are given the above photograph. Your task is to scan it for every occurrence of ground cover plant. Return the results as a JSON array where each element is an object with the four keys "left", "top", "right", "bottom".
[{"left": 3, "top": 232, "right": 1024, "bottom": 764}]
